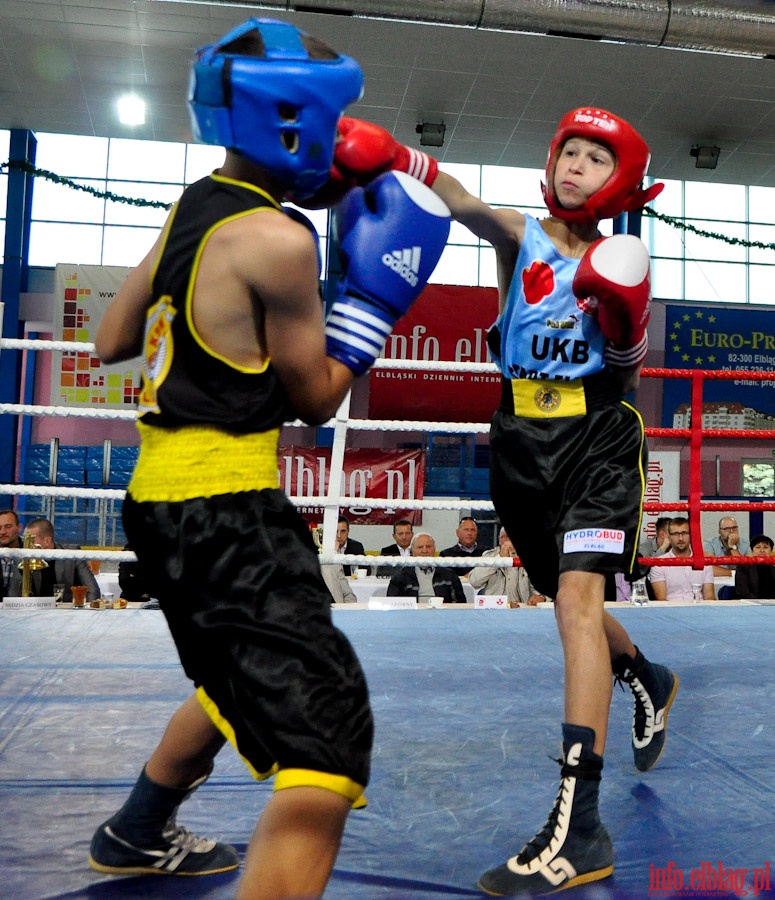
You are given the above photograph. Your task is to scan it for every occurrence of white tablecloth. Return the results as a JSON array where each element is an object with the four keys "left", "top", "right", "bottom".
[{"left": 348, "top": 576, "right": 476, "bottom": 604}]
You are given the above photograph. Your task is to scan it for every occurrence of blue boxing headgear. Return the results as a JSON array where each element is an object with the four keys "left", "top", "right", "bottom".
[{"left": 188, "top": 18, "right": 363, "bottom": 198}]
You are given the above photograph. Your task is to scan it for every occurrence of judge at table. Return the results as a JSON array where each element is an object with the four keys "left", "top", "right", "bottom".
[
  {"left": 24, "top": 517, "right": 100, "bottom": 604},
  {"left": 387, "top": 532, "right": 466, "bottom": 604}
]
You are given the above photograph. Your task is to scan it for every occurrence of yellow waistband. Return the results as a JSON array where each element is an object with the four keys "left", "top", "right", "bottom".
[
  {"left": 509, "top": 378, "right": 587, "bottom": 418},
  {"left": 129, "top": 422, "right": 280, "bottom": 502}
]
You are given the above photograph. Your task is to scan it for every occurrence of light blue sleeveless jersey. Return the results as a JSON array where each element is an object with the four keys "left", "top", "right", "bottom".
[{"left": 491, "top": 215, "right": 607, "bottom": 381}]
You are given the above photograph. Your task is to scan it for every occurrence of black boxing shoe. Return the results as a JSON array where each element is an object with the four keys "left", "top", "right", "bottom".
[
  {"left": 477, "top": 725, "right": 613, "bottom": 896},
  {"left": 613, "top": 647, "right": 679, "bottom": 772}
]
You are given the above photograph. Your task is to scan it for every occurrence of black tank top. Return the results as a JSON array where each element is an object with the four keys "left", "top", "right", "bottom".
[{"left": 138, "top": 173, "right": 294, "bottom": 433}]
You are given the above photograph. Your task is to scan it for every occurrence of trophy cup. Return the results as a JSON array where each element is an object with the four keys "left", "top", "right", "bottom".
[{"left": 19, "top": 531, "right": 48, "bottom": 598}]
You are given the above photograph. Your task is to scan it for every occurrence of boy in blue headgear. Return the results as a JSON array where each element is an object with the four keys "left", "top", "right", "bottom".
[{"left": 87, "top": 18, "right": 450, "bottom": 900}]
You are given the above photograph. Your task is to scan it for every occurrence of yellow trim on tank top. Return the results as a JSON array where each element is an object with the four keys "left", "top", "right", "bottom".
[
  {"left": 196, "top": 686, "right": 279, "bottom": 782},
  {"left": 209, "top": 170, "right": 282, "bottom": 208},
  {"left": 509, "top": 377, "right": 587, "bottom": 418},
  {"left": 184, "top": 205, "right": 282, "bottom": 375},
  {"left": 147, "top": 199, "right": 180, "bottom": 289},
  {"left": 622, "top": 399, "right": 647, "bottom": 574},
  {"left": 275, "top": 768, "right": 366, "bottom": 804},
  {"left": 129, "top": 422, "right": 280, "bottom": 502}
]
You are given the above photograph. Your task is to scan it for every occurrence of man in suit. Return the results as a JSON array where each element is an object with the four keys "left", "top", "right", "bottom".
[
  {"left": 439, "top": 516, "right": 485, "bottom": 576},
  {"left": 375, "top": 518, "right": 413, "bottom": 577},
  {"left": 0, "top": 508, "right": 24, "bottom": 599},
  {"left": 24, "top": 517, "right": 100, "bottom": 604},
  {"left": 387, "top": 532, "right": 466, "bottom": 604},
  {"left": 337, "top": 515, "right": 365, "bottom": 576}
]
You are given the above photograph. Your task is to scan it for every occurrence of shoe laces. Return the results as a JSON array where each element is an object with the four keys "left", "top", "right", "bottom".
[
  {"left": 516, "top": 777, "right": 568, "bottom": 865},
  {"left": 162, "top": 822, "right": 216, "bottom": 854},
  {"left": 614, "top": 667, "right": 649, "bottom": 741}
]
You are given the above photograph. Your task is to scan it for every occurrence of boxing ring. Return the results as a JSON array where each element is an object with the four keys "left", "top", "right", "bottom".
[{"left": 1, "top": 337, "right": 774, "bottom": 900}]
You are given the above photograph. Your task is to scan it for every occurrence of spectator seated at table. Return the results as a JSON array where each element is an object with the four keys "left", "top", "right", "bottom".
[
  {"left": 24, "top": 517, "right": 100, "bottom": 604},
  {"left": 638, "top": 516, "right": 672, "bottom": 562},
  {"left": 321, "top": 564, "right": 357, "bottom": 604},
  {"left": 438, "top": 516, "right": 485, "bottom": 576},
  {"left": 703, "top": 516, "right": 750, "bottom": 577},
  {"left": 649, "top": 516, "right": 715, "bottom": 601},
  {"left": 734, "top": 534, "right": 775, "bottom": 600},
  {"left": 336, "top": 515, "right": 365, "bottom": 576},
  {"left": 468, "top": 527, "right": 545, "bottom": 606},
  {"left": 387, "top": 532, "right": 466, "bottom": 604},
  {"left": 374, "top": 519, "right": 414, "bottom": 577},
  {"left": 1, "top": 508, "right": 24, "bottom": 599}
]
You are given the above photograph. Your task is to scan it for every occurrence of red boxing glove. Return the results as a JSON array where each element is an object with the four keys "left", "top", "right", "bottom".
[
  {"left": 334, "top": 117, "right": 439, "bottom": 187},
  {"left": 573, "top": 234, "right": 652, "bottom": 369},
  {"left": 289, "top": 117, "right": 439, "bottom": 208}
]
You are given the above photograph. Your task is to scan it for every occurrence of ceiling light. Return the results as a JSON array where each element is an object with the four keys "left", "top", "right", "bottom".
[
  {"left": 117, "top": 94, "right": 146, "bottom": 126},
  {"left": 415, "top": 121, "right": 445, "bottom": 148},
  {"left": 690, "top": 145, "right": 720, "bottom": 170}
]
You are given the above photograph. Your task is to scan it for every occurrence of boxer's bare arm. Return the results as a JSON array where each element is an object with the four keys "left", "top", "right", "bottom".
[
  {"left": 95, "top": 235, "right": 162, "bottom": 363},
  {"left": 227, "top": 211, "right": 354, "bottom": 426},
  {"left": 432, "top": 170, "right": 525, "bottom": 252}
]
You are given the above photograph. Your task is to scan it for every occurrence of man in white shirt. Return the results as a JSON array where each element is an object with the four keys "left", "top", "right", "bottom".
[{"left": 649, "top": 517, "right": 715, "bottom": 601}]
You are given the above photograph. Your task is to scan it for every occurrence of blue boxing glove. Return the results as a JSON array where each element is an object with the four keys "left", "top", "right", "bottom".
[{"left": 325, "top": 170, "right": 450, "bottom": 375}]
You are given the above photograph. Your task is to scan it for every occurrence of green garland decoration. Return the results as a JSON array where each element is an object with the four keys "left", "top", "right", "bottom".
[
  {"left": 1, "top": 159, "right": 173, "bottom": 210},
  {"left": 2, "top": 157, "right": 775, "bottom": 251},
  {"left": 642, "top": 206, "right": 775, "bottom": 252}
]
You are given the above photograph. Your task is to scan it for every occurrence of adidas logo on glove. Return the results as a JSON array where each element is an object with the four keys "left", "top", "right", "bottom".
[{"left": 382, "top": 247, "right": 422, "bottom": 286}]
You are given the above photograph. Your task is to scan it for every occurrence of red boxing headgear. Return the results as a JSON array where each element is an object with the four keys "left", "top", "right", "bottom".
[{"left": 542, "top": 107, "right": 664, "bottom": 223}]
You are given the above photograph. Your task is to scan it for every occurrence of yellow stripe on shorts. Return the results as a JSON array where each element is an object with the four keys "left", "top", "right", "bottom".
[
  {"left": 129, "top": 422, "right": 280, "bottom": 502},
  {"left": 196, "top": 687, "right": 278, "bottom": 782},
  {"left": 275, "top": 768, "right": 366, "bottom": 803}
]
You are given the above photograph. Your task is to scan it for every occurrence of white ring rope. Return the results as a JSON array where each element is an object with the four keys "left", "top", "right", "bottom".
[
  {"left": 0, "top": 403, "right": 492, "bottom": 435},
  {"left": 0, "top": 547, "right": 513, "bottom": 569},
  {"left": 1, "top": 338, "right": 95, "bottom": 353},
  {"left": 0, "top": 403, "right": 137, "bottom": 420},
  {"left": 0, "top": 485, "right": 493, "bottom": 511}
]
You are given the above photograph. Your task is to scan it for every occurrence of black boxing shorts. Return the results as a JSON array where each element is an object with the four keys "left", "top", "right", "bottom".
[
  {"left": 123, "top": 487, "right": 373, "bottom": 800},
  {"left": 490, "top": 379, "right": 647, "bottom": 599}
]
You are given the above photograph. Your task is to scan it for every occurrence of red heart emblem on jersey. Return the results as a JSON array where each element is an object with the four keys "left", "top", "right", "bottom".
[{"left": 522, "top": 260, "right": 555, "bottom": 305}]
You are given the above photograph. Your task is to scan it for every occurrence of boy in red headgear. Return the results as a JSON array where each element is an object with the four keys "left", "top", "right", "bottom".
[{"left": 326, "top": 107, "right": 678, "bottom": 894}]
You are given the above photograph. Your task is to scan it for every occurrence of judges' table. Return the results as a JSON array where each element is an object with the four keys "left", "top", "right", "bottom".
[{"left": 348, "top": 576, "right": 477, "bottom": 604}]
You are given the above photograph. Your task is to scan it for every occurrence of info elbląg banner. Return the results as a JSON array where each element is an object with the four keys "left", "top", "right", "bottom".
[
  {"left": 368, "top": 284, "right": 501, "bottom": 423},
  {"left": 52, "top": 264, "right": 138, "bottom": 409},
  {"left": 662, "top": 304, "right": 775, "bottom": 429}
]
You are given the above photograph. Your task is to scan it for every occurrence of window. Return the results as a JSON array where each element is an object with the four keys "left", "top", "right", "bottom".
[
  {"left": 4, "top": 130, "right": 774, "bottom": 300},
  {"left": 742, "top": 461, "right": 775, "bottom": 498}
]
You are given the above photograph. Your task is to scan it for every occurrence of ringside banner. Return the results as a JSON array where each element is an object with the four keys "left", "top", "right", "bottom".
[
  {"left": 52, "top": 264, "right": 137, "bottom": 409},
  {"left": 368, "top": 284, "right": 501, "bottom": 423},
  {"left": 278, "top": 446, "right": 424, "bottom": 526},
  {"left": 662, "top": 303, "right": 775, "bottom": 428}
]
